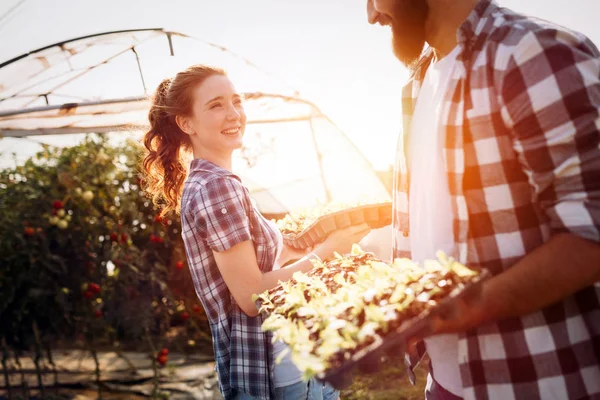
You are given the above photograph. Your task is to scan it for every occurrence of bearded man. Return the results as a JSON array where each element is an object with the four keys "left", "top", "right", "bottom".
[{"left": 366, "top": 0, "right": 600, "bottom": 399}]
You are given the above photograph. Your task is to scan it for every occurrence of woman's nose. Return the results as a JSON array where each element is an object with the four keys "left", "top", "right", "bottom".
[{"left": 227, "top": 104, "right": 242, "bottom": 120}]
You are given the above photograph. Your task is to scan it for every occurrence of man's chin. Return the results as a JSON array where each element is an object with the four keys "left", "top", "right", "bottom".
[{"left": 392, "top": 37, "right": 426, "bottom": 68}]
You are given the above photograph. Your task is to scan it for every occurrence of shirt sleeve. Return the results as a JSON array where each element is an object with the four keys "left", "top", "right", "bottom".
[
  {"left": 499, "top": 28, "right": 600, "bottom": 243},
  {"left": 192, "top": 176, "right": 253, "bottom": 252}
]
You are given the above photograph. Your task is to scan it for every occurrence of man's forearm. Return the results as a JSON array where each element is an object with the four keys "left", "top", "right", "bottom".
[
  {"left": 477, "top": 233, "right": 600, "bottom": 326},
  {"left": 433, "top": 233, "right": 600, "bottom": 334}
]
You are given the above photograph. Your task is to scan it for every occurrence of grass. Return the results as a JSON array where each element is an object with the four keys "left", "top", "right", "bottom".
[{"left": 340, "top": 356, "right": 429, "bottom": 400}]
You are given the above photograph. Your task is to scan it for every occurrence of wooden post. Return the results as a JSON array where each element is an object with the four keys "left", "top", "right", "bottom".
[
  {"left": 45, "top": 343, "right": 59, "bottom": 394},
  {"left": 145, "top": 328, "right": 161, "bottom": 398},
  {"left": 32, "top": 322, "right": 45, "bottom": 399},
  {"left": 1, "top": 338, "right": 12, "bottom": 400},
  {"left": 13, "top": 351, "right": 29, "bottom": 399},
  {"left": 90, "top": 348, "right": 102, "bottom": 400}
]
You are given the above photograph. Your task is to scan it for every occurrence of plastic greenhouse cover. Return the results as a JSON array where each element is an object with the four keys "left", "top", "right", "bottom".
[{"left": 0, "top": 29, "right": 390, "bottom": 215}]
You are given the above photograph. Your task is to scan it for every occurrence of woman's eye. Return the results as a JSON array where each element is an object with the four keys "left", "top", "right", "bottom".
[{"left": 210, "top": 103, "right": 222, "bottom": 109}]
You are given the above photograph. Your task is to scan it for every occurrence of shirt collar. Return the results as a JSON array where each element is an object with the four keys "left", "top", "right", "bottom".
[
  {"left": 410, "top": 0, "right": 498, "bottom": 82},
  {"left": 189, "top": 158, "right": 241, "bottom": 180},
  {"left": 457, "top": 0, "right": 498, "bottom": 46}
]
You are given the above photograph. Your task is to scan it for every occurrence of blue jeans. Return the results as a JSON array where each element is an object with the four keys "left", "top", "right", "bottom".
[
  {"left": 425, "top": 373, "right": 463, "bottom": 400},
  {"left": 321, "top": 381, "right": 339, "bottom": 400},
  {"left": 273, "top": 378, "right": 339, "bottom": 400},
  {"left": 232, "top": 392, "right": 256, "bottom": 400},
  {"left": 233, "top": 379, "right": 339, "bottom": 399}
]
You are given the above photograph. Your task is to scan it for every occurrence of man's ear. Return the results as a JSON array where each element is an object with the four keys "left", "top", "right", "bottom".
[{"left": 175, "top": 115, "right": 193, "bottom": 136}]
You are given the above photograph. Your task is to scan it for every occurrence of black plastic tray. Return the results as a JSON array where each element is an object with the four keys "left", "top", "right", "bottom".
[
  {"left": 316, "top": 268, "right": 491, "bottom": 389},
  {"left": 282, "top": 202, "right": 392, "bottom": 249}
]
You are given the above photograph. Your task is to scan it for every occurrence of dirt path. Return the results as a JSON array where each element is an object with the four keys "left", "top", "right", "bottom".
[{"left": 0, "top": 349, "right": 221, "bottom": 399}]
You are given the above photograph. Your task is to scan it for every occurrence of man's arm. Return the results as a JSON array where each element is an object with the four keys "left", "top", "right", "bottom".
[
  {"left": 434, "top": 27, "right": 600, "bottom": 333},
  {"left": 433, "top": 233, "right": 600, "bottom": 333}
]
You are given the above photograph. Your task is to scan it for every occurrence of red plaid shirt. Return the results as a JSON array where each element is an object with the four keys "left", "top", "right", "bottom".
[
  {"left": 180, "top": 159, "right": 279, "bottom": 400},
  {"left": 395, "top": 1, "right": 600, "bottom": 399}
]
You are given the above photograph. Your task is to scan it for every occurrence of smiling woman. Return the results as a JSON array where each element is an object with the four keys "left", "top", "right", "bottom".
[
  {"left": 142, "top": 65, "right": 229, "bottom": 217},
  {"left": 139, "top": 64, "right": 369, "bottom": 400},
  {"left": 178, "top": 75, "right": 247, "bottom": 160}
]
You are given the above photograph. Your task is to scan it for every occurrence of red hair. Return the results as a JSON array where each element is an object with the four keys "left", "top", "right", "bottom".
[{"left": 141, "top": 65, "right": 226, "bottom": 217}]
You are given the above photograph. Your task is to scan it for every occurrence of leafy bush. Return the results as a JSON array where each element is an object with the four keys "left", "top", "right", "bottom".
[{"left": 0, "top": 135, "right": 208, "bottom": 358}]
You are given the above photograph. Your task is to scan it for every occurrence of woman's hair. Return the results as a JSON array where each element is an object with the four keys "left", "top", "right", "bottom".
[{"left": 141, "top": 65, "right": 226, "bottom": 217}]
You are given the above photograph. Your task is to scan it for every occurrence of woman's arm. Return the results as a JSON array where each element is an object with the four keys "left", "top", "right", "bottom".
[
  {"left": 213, "top": 224, "right": 371, "bottom": 316},
  {"left": 213, "top": 241, "right": 317, "bottom": 316},
  {"left": 276, "top": 243, "right": 312, "bottom": 267}
]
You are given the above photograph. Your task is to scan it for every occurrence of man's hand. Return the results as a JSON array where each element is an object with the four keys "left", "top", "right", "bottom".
[
  {"left": 425, "top": 233, "right": 600, "bottom": 336},
  {"left": 428, "top": 287, "right": 489, "bottom": 335}
]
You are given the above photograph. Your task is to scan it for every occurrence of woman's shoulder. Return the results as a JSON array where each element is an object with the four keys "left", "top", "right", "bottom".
[
  {"left": 182, "top": 173, "right": 248, "bottom": 214},
  {"left": 187, "top": 172, "right": 245, "bottom": 195}
]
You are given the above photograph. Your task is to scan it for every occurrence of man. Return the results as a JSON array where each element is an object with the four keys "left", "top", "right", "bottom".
[{"left": 366, "top": 0, "right": 600, "bottom": 399}]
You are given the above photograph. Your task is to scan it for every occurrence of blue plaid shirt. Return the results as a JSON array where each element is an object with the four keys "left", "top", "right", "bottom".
[{"left": 180, "top": 159, "right": 279, "bottom": 399}]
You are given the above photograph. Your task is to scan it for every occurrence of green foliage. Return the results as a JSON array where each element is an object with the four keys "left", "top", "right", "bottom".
[
  {"left": 341, "top": 358, "right": 428, "bottom": 400},
  {"left": 0, "top": 135, "right": 207, "bottom": 354}
]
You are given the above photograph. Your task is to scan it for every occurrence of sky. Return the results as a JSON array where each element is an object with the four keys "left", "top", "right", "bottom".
[{"left": 1, "top": 0, "right": 599, "bottom": 169}]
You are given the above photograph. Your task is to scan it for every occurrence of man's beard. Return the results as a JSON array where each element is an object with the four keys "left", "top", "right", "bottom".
[{"left": 390, "top": 0, "right": 429, "bottom": 68}]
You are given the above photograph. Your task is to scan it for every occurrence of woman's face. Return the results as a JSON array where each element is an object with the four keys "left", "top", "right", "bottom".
[{"left": 183, "top": 74, "right": 246, "bottom": 157}]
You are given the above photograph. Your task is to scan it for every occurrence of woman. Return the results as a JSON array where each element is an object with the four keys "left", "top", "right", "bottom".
[{"left": 141, "top": 64, "right": 369, "bottom": 399}]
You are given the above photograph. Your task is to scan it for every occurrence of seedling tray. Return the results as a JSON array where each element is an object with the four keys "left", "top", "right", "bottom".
[
  {"left": 282, "top": 202, "right": 392, "bottom": 249},
  {"left": 317, "top": 268, "right": 491, "bottom": 389}
]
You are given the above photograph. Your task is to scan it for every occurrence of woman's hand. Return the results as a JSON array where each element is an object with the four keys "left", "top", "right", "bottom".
[
  {"left": 314, "top": 223, "right": 371, "bottom": 260},
  {"left": 287, "top": 244, "right": 312, "bottom": 262},
  {"left": 278, "top": 244, "right": 313, "bottom": 266}
]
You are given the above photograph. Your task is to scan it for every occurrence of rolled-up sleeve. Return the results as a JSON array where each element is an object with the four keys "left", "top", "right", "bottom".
[
  {"left": 193, "top": 177, "right": 253, "bottom": 252},
  {"left": 499, "top": 28, "right": 600, "bottom": 242}
]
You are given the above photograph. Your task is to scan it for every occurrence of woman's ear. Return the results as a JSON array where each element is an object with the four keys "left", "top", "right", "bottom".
[{"left": 175, "top": 115, "right": 194, "bottom": 136}]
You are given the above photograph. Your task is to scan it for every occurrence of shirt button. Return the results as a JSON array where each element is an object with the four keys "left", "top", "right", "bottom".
[
  {"left": 402, "top": 231, "right": 409, "bottom": 237},
  {"left": 221, "top": 208, "right": 228, "bottom": 214}
]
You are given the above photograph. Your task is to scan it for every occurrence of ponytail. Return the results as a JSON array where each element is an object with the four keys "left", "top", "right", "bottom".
[{"left": 140, "top": 66, "right": 226, "bottom": 217}]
